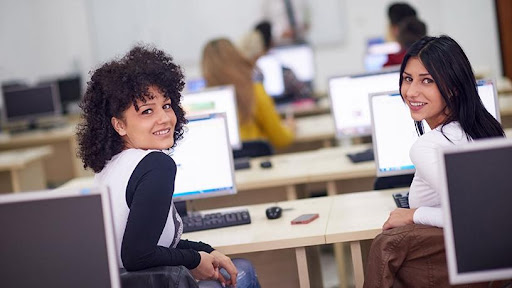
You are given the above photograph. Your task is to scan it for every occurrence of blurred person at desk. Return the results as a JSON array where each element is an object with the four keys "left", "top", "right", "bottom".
[
  {"left": 77, "top": 45, "right": 260, "bottom": 288},
  {"left": 383, "top": 2, "right": 422, "bottom": 67},
  {"left": 202, "top": 38, "right": 295, "bottom": 149}
]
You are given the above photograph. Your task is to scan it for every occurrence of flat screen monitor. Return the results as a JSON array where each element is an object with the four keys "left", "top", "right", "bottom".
[
  {"left": 0, "top": 186, "right": 121, "bottom": 288},
  {"left": 170, "top": 112, "right": 236, "bottom": 201},
  {"left": 257, "top": 43, "right": 315, "bottom": 99},
  {"left": 1, "top": 83, "right": 61, "bottom": 128},
  {"left": 255, "top": 55, "right": 286, "bottom": 97},
  {"left": 57, "top": 75, "right": 82, "bottom": 113},
  {"left": 328, "top": 70, "right": 400, "bottom": 138},
  {"left": 181, "top": 85, "right": 241, "bottom": 149},
  {"left": 370, "top": 80, "right": 500, "bottom": 177},
  {"left": 185, "top": 77, "right": 206, "bottom": 93},
  {"left": 439, "top": 138, "right": 512, "bottom": 285}
]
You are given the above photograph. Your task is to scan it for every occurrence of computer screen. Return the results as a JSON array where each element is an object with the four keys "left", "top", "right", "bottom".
[
  {"left": 170, "top": 112, "right": 236, "bottom": 201},
  {"left": 255, "top": 55, "right": 286, "bottom": 97},
  {"left": 185, "top": 77, "right": 206, "bottom": 93},
  {"left": 364, "top": 41, "right": 401, "bottom": 72},
  {"left": 57, "top": 75, "right": 82, "bottom": 113},
  {"left": 328, "top": 70, "right": 400, "bottom": 138},
  {"left": 370, "top": 80, "right": 500, "bottom": 177},
  {"left": 181, "top": 85, "right": 241, "bottom": 149},
  {"left": 439, "top": 138, "right": 512, "bottom": 285},
  {"left": 256, "top": 43, "right": 315, "bottom": 99},
  {"left": 0, "top": 186, "right": 121, "bottom": 288},
  {"left": 268, "top": 44, "right": 315, "bottom": 84},
  {"left": 1, "top": 83, "right": 61, "bottom": 127}
]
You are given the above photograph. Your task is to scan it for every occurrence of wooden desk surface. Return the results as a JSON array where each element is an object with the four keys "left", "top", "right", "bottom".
[
  {"left": 0, "top": 124, "right": 75, "bottom": 149},
  {"left": 0, "top": 146, "right": 53, "bottom": 171},
  {"left": 61, "top": 143, "right": 375, "bottom": 193},
  {"left": 183, "top": 196, "right": 332, "bottom": 255},
  {"left": 235, "top": 143, "right": 373, "bottom": 190},
  {"left": 294, "top": 114, "right": 335, "bottom": 143},
  {"left": 325, "top": 189, "right": 399, "bottom": 243}
]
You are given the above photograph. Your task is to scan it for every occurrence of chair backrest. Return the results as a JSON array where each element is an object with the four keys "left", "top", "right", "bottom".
[{"left": 233, "top": 140, "right": 274, "bottom": 159}]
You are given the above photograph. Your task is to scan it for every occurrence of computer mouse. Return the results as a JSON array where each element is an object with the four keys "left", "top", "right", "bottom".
[
  {"left": 260, "top": 160, "right": 272, "bottom": 169},
  {"left": 265, "top": 206, "right": 282, "bottom": 220}
]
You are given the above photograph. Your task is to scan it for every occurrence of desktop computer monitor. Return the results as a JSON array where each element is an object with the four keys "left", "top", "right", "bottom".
[
  {"left": 185, "top": 77, "right": 206, "bottom": 93},
  {"left": 438, "top": 138, "right": 512, "bottom": 285},
  {"left": 170, "top": 112, "right": 236, "bottom": 202},
  {"left": 269, "top": 44, "right": 315, "bottom": 84},
  {"left": 256, "top": 43, "right": 315, "bottom": 101},
  {"left": 255, "top": 54, "right": 286, "bottom": 98},
  {"left": 369, "top": 79, "right": 501, "bottom": 177},
  {"left": 1, "top": 83, "right": 62, "bottom": 130},
  {"left": 0, "top": 186, "right": 121, "bottom": 287},
  {"left": 57, "top": 75, "right": 82, "bottom": 114},
  {"left": 181, "top": 85, "right": 241, "bottom": 149},
  {"left": 328, "top": 70, "right": 400, "bottom": 139}
]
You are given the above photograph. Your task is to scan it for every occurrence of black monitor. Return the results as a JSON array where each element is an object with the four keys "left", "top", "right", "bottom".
[
  {"left": 56, "top": 75, "right": 82, "bottom": 113},
  {"left": 1, "top": 83, "right": 62, "bottom": 130},
  {"left": 439, "top": 138, "right": 512, "bottom": 284},
  {"left": 0, "top": 186, "right": 121, "bottom": 288}
]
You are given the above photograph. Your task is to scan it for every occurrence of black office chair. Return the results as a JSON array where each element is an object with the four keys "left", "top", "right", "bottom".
[
  {"left": 120, "top": 266, "right": 198, "bottom": 288},
  {"left": 232, "top": 140, "right": 274, "bottom": 159},
  {"left": 373, "top": 173, "right": 414, "bottom": 190}
]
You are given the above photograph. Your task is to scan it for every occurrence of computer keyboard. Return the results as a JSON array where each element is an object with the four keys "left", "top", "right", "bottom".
[
  {"left": 347, "top": 148, "right": 374, "bottom": 163},
  {"left": 392, "top": 192, "right": 410, "bottom": 209},
  {"left": 182, "top": 209, "right": 251, "bottom": 233}
]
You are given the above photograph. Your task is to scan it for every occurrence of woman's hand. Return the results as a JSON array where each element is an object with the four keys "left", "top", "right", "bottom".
[
  {"left": 210, "top": 250, "right": 238, "bottom": 287},
  {"left": 383, "top": 208, "right": 417, "bottom": 230},
  {"left": 190, "top": 251, "right": 220, "bottom": 281}
]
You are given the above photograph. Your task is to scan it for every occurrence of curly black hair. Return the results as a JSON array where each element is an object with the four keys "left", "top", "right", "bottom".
[{"left": 76, "top": 45, "right": 187, "bottom": 173}]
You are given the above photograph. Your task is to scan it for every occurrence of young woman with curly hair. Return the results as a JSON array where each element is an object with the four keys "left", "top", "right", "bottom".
[{"left": 77, "top": 45, "right": 260, "bottom": 288}]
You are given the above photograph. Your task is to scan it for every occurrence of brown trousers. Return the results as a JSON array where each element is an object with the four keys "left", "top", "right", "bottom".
[{"left": 363, "top": 224, "right": 501, "bottom": 288}]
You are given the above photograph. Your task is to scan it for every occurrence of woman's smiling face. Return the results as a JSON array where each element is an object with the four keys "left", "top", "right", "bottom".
[
  {"left": 401, "top": 57, "right": 448, "bottom": 129},
  {"left": 112, "top": 85, "right": 177, "bottom": 150}
]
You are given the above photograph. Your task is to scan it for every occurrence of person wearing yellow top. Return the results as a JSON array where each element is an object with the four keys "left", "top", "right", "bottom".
[{"left": 201, "top": 38, "right": 294, "bottom": 149}]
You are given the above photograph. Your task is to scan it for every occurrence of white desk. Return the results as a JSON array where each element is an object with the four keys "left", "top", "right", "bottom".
[
  {"left": 294, "top": 114, "right": 335, "bottom": 146},
  {"left": 0, "top": 123, "right": 92, "bottom": 185},
  {"left": 325, "top": 189, "right": 398, "bottom": 288},
  {"left": 0, "top": 146, "right": 53, "bottom": 193},
  {"left": 184, "top": 197, "right": 332, "bottom": 288},
  {"left": 63, "top": 144, "right": 376, "bottom": 205}
]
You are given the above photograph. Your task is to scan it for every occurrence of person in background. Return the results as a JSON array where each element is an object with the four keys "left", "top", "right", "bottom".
[
  {"left": 384, "top": 16, "right": 427, "bottom": 67},
  {"left": 363, "top": 35, "right": 504, "bottom": 287},
  {"left": 77, "top": 45, "right": 260, "bottom": 288},
  {"left": 238, "top": 20, "right": 312, "bottom": 100},
  {"left": 386, "top": 2, "right": 417, "bottom": 42},
  {"left": 202, "top": 38, "right": 295, "bottom": 149},
  {"left": 261, "top": 0, "right": 311, "bottom": 44}
]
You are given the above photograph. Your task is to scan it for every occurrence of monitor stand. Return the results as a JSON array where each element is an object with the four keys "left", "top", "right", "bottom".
[{"left": 175, "top": 200, "right": 188, "bottom": 218}]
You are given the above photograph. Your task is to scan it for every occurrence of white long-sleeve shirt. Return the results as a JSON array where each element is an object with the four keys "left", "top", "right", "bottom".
[{"left": 409, "top": 121, "right": 469, "bottom": 228}]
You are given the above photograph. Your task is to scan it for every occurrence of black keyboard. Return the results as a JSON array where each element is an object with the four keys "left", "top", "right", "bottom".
[
  {"left": 347, "top": 148, "right": 374, "bottom": 163},
  {"left": 392, "top": 192, "right": 410, "bottom": 209},
  {"left": 182, "top": 210, "right": 251, "bottom": 233}
]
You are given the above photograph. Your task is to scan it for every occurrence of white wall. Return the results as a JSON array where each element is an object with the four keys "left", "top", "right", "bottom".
[
  {"left": 0, "top": 0, "right": 94, "bottom": 85},
  {"left": 0, "top": 0, "right": 502, "bottom": 96}
]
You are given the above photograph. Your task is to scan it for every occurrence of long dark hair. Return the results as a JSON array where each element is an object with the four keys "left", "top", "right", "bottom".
[{"left": 399, "top": 35, "right": 504, "bottom": 140}]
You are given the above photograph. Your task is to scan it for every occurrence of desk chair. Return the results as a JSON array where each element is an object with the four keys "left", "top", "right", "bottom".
[
  {"left": 120, "top": 266, "right": 198, "bottom": 288},
  {"left": 232, "top": 140, "right": 274, "bottom": 159},
  {"left": 373, "top": 173, "right": 414, "bottom": 190}
]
